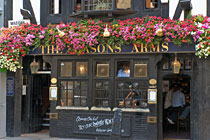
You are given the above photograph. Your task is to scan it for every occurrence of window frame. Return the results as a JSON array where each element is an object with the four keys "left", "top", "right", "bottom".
[
  {"left": 93, "top": 59, "right": 112, "bottom": 107},
  {"left": 58, "top": 59, "right": 89, "bottom": 107}
]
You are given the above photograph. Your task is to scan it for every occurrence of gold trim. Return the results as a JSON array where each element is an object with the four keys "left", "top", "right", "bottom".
[
  {"left": 147, "top": 116, "right": 157, "bottom": 123},
  {"left": 49, "top": 113, "right": 58, "bottom": 119},
  {"left": 149, "top": 79, "right": 157, "bottom": 85},
  {"left": 51, "top": 78, "right": 57, "bottom": 84},
  {"left": 147, "top": 88, "right": 157, "bottom": 104}
]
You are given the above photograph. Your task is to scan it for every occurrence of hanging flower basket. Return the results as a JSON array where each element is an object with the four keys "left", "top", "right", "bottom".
[{"left": 0, "top": 68, "right": 7, "bottom": 72}]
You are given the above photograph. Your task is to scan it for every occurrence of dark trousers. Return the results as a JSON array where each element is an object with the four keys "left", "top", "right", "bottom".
[{"left": 171, "top": 106, "right": 183, "bottom": 122}]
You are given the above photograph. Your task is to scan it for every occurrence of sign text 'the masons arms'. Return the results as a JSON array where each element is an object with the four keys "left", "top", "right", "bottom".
[{"left": 40, "top": 42, "right": 169, "bottom": 54}]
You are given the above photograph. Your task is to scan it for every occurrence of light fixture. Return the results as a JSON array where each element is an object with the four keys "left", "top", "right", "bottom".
[
  {"left": 155, "top": 23, "right": 164, "bottom": 37},
  {"left": 156, "top": 28, "right": 164, "bottom": 37},
  {"left": 103, "top": 24, "right": 110, "bottom": 37},
  {"left": 56, "top": 27, "right": 65, "bottom": 38},
  {"left": 173, "top": 53, "right": 181, "bottom": 74},
  {"left": 30, "top": 56, "right": 39, "bottom": 74},
  {"left": 79, "top": 65, "right": 86, "bottom": 75}
]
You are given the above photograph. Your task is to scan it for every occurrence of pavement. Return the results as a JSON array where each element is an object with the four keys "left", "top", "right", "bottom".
[{"left": 0, "top": 130, "right": 93, "bottom": 140}]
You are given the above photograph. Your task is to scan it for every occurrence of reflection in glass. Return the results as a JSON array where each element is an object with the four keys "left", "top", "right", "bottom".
[
  {"left": 60, "top": 62, "right": 72, "bottom": 77},
  {"left": 76, "top": 62, "right": 88, "bottom": 77}
]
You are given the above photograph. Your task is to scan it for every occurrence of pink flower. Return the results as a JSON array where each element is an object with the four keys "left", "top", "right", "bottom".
[{"left": 39, "top": 35, "right": 44, "bottom": 39}]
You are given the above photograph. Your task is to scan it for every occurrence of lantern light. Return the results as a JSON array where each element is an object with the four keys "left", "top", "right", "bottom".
[
  {"left": 56, "top": 27, "right": 65, "bottom": 38},
  {"left": 103, "top": 24, "right": 111, "bottom": 37},
  {"left": 30, "top": 56, "right": 39, "bottom": 74},
  {"left": 173, "top": 53, "right": 181, "bottom": 74}
]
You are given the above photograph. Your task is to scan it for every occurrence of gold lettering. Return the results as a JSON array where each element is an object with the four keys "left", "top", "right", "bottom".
[
  {"left": 97, "top": 44, "right": 105, "bottom": 53},
  {"left": 141, "top": 43, "right": 148, "bottom": 52},
  {"left": 85, "top": 48, "right": 90, "bottom": 53},
  {"left": 107, "top": 45, "right": 114, "bottom": 53},
  {"left": 89, "top": 46, "right": 96, "bottom": 53},
  {"left": 47, "top": 45, "right": 54, "bottom": 54},
  {"left": 41, "top": 46, "right": 45, "bottom": 54},
  {"left": 114, "top": 45, "right": 121, "bottom": 53},
  {"left": 150, "top": 43, "right": 160, "bottom": 52},
  {"left": 161, "top": 42, "right": 168, "bottom": 52},
  {"left": 132, "top": 44, "right": 139, "bottom": 53}
]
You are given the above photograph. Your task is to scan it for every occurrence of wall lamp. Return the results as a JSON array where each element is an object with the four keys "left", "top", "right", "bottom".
[
  {"left": 173, "top": 53, "right": 181, "bottom": 74},
  {"left": 30, "top": 56, "right": 39, "bottom": 74}
]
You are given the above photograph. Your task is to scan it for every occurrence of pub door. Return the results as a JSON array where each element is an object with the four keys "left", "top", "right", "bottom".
[
  {"left": 28, "top": 74, "right": 50, "bottom": 132},
  {"left": 162, "top": 74, "right": 191, "bottom": 140}
]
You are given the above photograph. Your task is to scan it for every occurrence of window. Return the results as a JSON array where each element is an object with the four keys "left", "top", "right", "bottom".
[
  {"left": 116, "top": 0, "right": 131, "bottom": 9},
  {"left": 95, "top": 81, "right": 110, "bottom": 107},
  {"left": 76, "top": 62, "right": 88, "bottom": 77},
  {"left": 145, "top": 0, "right": 158, "bottom": 9},
  {"left": 117, "top": 61, "right": 130, "bottom": 78},
  {"left": 60, "top": 81, "right": 88, "bottom": 106},
  {"left": 60, "top": 62, "right": 72, "bottom": 77},
  {"left": 59, "top": 60, "right": 88, "bottom": 107},
  {"left": 94, "top": 60, "right": 111, "bottom": 107},
  {"left": 84, "top": 0, "right": 113, "bottom": 11},
  {"left": 50, "top": 0, "right": 62, "bottom": 14},
  {"left": 134, "top": 61, "right": 148, "bottom": 78},
  {"left": 73, "top": 0, "right": 82, "bottom": 13},
  {"left": 96, "top": 61, "right": 110, "bottom": 77},
  {"left": 117, "top": 82, "right": 148, "bottom": 108}
]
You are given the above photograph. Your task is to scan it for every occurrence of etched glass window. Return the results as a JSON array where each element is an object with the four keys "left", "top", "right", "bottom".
[
  {"left": 60, "top": 62, "right": 72, "bottom": 77},
  {"left": 60, "top": 80, "right": 88, "bottom": 106},
  {"left": 95, "top": 81, "right": 110, "bottom": 107}
]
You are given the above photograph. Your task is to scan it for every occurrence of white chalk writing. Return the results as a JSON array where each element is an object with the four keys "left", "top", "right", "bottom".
[{"left": 75, "top": 115, "right": 113, "bottom": 133}]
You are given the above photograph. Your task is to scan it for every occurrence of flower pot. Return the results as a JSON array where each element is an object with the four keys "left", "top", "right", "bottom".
[{"left": 0, "top": 68, "right": 7, "bottom": 72}]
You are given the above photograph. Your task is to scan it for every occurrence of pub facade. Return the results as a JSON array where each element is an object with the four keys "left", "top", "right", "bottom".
[{"left": 4, "top": 0, "right": 210, "bottom": 140}]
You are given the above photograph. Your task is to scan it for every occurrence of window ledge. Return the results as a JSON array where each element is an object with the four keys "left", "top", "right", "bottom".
[
  {"left": 56, "top": 106, "right": 89, "bottom": 110},
  {"left": 90, "top": 106, "right": 111, "bottom": 111},
  {"left": 113, "top": 107, "right": 150, "bottom": 112}
]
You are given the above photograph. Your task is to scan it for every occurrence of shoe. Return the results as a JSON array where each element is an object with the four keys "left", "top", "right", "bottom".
[{"left": 166, "top": 117, "right": 175, "bottom": 124}]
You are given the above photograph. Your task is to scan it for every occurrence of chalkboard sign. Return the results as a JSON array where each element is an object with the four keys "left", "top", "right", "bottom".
[{"left": 73, "top": 114, "right": 113, "bottom": 135}]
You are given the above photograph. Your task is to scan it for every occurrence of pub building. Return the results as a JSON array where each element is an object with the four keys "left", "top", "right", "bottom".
[{"left": 5, "top": 0, "right": 210, "bottom": 140}]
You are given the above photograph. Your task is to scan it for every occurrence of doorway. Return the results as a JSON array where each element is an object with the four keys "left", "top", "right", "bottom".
[
  {"left": 21, "top": 74, "right": 51, "bottom": 134},
  {"left": 162, "top": 74, "right": 190, "bottom": 140}
]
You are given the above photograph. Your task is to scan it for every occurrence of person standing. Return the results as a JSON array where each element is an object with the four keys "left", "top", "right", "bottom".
[
  {"left": 170, "top": 84, "right": 185, "bottom": 123},
  {"left": 164, "top": 85, "right": 174, "bottom": 123}
]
